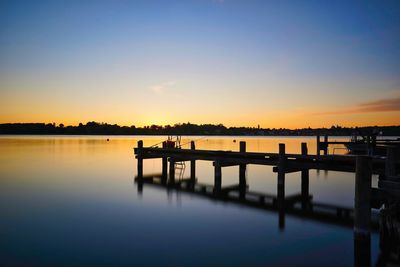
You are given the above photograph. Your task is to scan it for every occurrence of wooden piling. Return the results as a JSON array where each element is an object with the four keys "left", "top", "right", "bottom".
[
  {"left": 277, "top": 143, "right": 286, "bottom": 230},
  {"left": 301, "top": 142, "right": 309, "bottom": 210},
  {"left": 278, "top": 143, "right": 286, "bottom": 185},
  {"left": 169, "top": 158, "right": 175, "bottom": 184},
  {"left": 354, "top": 234, "right": 371, "bottom": 267},
  {"left": 162, "top": 141, "right": 168, "bottom": 183},
  {"left": 385, "top": 146, "right": 396, "bottom": 177},
  {"left": 323, "top": 135, "right": 328, "bottom": 155},
  {"left": 214, "top": 160, "right": 222, "bottom": 194},
  {"left": 137, "top": 179, "right": 143, "bottom": 194},
  {"left": 354, "top": 155, "right": 372, "bottom": 240},
  {"left": 137, "top": 140, "right": 143, "bottom": 179},
  {"left": 190, "top": 141, "right": 196, "bottom": 183},
  {"left": 239, "top": 141, "right": 247, "bottom": 198},
  {"left": 316, "top": 135, "right": 321, "bottom": 156}
]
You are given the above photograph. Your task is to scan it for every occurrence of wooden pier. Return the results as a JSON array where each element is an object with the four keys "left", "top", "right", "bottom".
[
  {"left": 134, "top": 137, "right": 400, "bottom": 266},
  {"left": 134, "top": 138, "right": 400, "bottom": 265}
]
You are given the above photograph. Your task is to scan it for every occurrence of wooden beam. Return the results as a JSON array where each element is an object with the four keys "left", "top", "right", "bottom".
[{"left": 272, "top": 166, "right": 303, "bottom": 173}]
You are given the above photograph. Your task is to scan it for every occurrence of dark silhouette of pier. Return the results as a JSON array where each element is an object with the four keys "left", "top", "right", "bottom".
[{"left": 134, "top": 139, "right": 400, "bottom": 267}]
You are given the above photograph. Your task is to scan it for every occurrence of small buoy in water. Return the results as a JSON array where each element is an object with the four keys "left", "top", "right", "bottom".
[
  {"left": 233, "top": 139, "right": 236, "bottom": 143},
  {"left": 107, "top": 138, "right": 109, "bottom": 141}
]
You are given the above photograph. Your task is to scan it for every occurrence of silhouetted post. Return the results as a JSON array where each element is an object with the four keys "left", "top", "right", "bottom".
[
  {"left": 277, "top": 143, "right": 286, "bottom": 230},
  {"left": 137, "top": 140, "right": 143, "bottom": 179},
  {"left": 214, "top": 160, "right": 222, "bottom": 195},
  {"left": 371, "top": 135, "right": 376, "bottom": 155},
  {"left": 190, "top": 141, "right": 196, "bottom": 186},
  {"left": 239, "top": 141, "right": 247, "bottom": 199},
  {"left": 385, "top": 146, "right": 396, "bottom": 178},
  {"left": 162, "top": 141, "right": 168, "bottom": 184},
  {"left": 316, "top": 135, "right": 321, "bottom": 156},
  {"left": 323, "top": 135, "right": 328, "bottom": 155},
  {"left": 354, "top": 156, "right": 372, "bottom": 267},
  {"left": 137, "top": 180, "right": 143, "bottom": 195},
  {"left": 169, "top": 158, "right": 175, "bottom": 184},
  {"left": 301, "top": 142, "right": 309, "bottom": 210},
  {"left": 354, "top": 234, "right": 371, "bottom": 267}
]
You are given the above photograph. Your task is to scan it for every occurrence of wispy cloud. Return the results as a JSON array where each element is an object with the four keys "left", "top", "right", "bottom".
[
  {"left": 313, "top": 96, "right": 400, "bottom": 116},
  {"left": 150, "top": 81, "right": 176, "bottom": 94}
]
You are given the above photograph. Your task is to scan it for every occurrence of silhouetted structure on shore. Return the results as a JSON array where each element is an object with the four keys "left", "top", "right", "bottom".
[{"left": 1, "top": 122, "right": 400, "bottom": 136}]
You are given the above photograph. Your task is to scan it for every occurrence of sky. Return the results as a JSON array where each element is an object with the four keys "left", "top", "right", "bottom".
[{"left": 0, "top": 0, "right": 399, "bottom": 128}]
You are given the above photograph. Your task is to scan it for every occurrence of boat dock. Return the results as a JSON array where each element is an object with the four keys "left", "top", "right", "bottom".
[{"left": 134, "top": 138, "right": 400, "bottom": 266}]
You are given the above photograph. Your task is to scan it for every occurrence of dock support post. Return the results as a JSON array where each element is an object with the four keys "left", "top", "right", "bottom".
[
  {"left": 385, "top": 146, "right": 396, "bottom": 178},
  {"left": 323, "top": 135, "right": 328, "bottom": 155},
  {"left": 366, "top": 135, "right": 371, "bottom": 155},
  {"left": 137, "top": 140, "right": 143, "bottom": 179},
  {"left": 277, "top": 143, "right": 286, "bottom": 230},
  {"left": 162, "top": 141, "right": 168, "bottom": 184},
  {"left": 239, "top": 141, "right": 247, "bottom": 199},
  {"left": 301, "top": 142, "right": 309, "bottom": 210},
  {"left": 190, "top": 141, "right": 196, "bottom": 187},
  {"left": 354, "top": 155, "right": 372, "bottom": 267},
  {"left": 214, "top": 160, "right": 222, "bottom": 195},
  {"left": 316, "top": 135, "right": 321, "bottom": 156},
  {"left": 169, "top": 158, "right": 175, "bottom": 184}
]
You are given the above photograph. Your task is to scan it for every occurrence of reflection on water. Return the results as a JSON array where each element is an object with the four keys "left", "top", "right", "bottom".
[{"left": 0, "top": 136, "right": 383, "bottom": 266}]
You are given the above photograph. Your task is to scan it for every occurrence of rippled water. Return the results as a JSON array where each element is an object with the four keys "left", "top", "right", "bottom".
[{"left": 0, "top": 136, "right": 381, "bottom": 266}]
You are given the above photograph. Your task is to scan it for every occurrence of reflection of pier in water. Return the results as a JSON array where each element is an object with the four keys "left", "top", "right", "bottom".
[{"left": 135, "top": 173, "right": 378, "bottom": 231}]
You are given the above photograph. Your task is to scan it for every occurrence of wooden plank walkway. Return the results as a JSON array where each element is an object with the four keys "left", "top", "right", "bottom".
[{"left": 134, "top": 146, "right": 391, "bottom": 174}]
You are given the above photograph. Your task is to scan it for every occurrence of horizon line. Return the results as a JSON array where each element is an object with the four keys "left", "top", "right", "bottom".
[{"left": 1, "top": 121, "right": 399, "bottom": 131}]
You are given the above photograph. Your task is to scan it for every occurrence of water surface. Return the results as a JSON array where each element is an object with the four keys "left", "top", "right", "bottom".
[{"left": 0, "top": 136, "right": 380, "bottom": 266}]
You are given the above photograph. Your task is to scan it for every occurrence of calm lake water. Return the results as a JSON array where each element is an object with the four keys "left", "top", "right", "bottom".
[{"left": 0, "top": 135, "right": 381, "bottom": 266}]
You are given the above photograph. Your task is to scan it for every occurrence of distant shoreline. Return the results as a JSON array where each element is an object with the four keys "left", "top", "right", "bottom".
[{"left": 1, "top": 122, "right": 400, "bottom": 136}]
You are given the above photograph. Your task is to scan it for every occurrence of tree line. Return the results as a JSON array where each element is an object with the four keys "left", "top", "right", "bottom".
[{"left": 0, "top": 122, "right": 399, "bottom": 136}]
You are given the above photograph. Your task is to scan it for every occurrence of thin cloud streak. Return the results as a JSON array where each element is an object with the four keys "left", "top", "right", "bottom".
[
  {"left": 313, "top": 96, "right": 400, "bottom": 116},
  {"left": 149, "top": 81, "right": 176, "bottom": 94}
]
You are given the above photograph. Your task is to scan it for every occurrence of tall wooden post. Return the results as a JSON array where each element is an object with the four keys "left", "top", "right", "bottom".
[
  {"left": 323, "top": 135, "right": 328, "bottom": 155},
  {"left": 169, "top": 158, "right": 175, "bottom": 184},
  {"left": 277, "top": 143, "right": 286, "bottom": 230},
  {"left": 162, "top": 141, "right": 168, "bottom": 184},
  {"left": 316, "top": 135, "right": 321, "bottom": 156},
  {"left": 137, "top": 140, "right": 143, "bottom": 179},
  {"left": 354, "top": 234, "right": 371, "bottom": 267},
  {"left": 239, "top": 141, "right": 247, "bottom": 199},
  {"left": 190, "top": 141, "right": 196, "bottom": 186},
  {"left": 301, "top": 142, "right": 309, "bottom": 210},
  {"left": 354, "top": 156, "right": 372, "bottom": 256},
  {"left": 385, "top": 146, "right": 396, "bottom": 178},
  {"left": 214, "top": 160, "right": 222, "bottom": 195},
  {"left": 354, "top": 155, "right": 372, "bottom": 267}
]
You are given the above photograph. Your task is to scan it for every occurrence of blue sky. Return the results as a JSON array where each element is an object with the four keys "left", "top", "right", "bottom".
[{"left": 1, "top": 0, "right": 399, "bottom": 127}]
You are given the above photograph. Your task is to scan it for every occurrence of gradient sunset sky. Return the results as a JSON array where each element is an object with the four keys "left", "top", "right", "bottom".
[{"left": 1, "top": 0, "right": 399, "bottom": 128}]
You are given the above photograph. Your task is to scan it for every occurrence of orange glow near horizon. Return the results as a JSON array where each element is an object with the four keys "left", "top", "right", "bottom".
[{"left": 1, "top": 107, "right": 399, "bottom": 129}]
